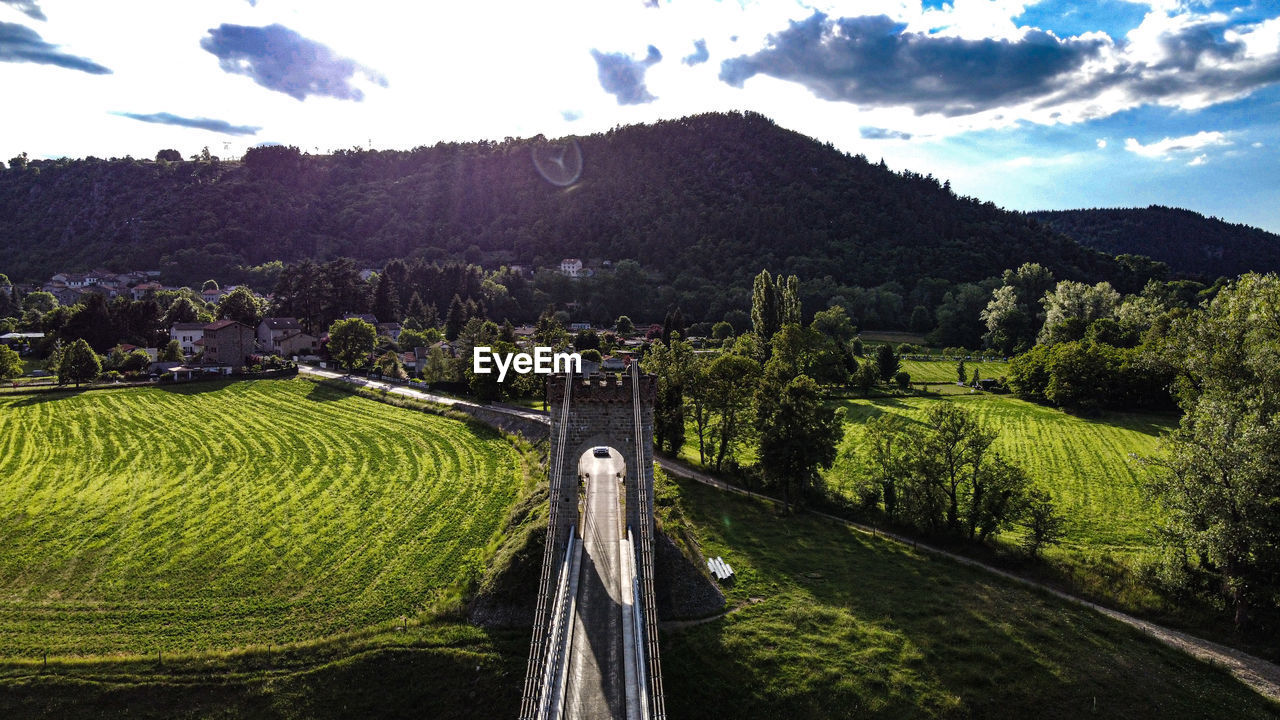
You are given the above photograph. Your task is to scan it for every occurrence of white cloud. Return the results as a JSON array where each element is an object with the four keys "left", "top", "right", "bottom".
[
  {"left": 1123, "top": 131, "right": 1230, "bottom": 159},
  {"left": 1188, "top": 153, "right": 1207, "bottom": 166},
  {"left": 1096, "top": 138, "right": 1107, "bottom": 148}
]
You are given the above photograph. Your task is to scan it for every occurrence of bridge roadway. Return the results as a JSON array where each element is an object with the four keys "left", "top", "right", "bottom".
[{"left": 563, "top": 448, "right": 632, "bottom": 720}]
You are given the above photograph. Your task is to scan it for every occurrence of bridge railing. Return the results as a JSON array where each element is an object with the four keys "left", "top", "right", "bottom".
[{"left": 520, "top": 375, "right": 574, "bottom": 719}]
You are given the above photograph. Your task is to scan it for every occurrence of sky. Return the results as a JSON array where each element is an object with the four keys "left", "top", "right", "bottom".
[{"left": 2, "top": 0, "right": 1279, "bottom": 231}]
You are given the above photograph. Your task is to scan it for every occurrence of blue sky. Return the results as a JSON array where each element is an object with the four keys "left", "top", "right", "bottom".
[{"left": 2, "top": 0, "right": 1279, "bottom": 231}]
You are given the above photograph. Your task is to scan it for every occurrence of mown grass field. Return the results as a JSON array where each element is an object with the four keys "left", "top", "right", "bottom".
[
  {"left": 659, "top": 475, "right": 1277, "bottom": 719},
  {"left": 826, "top": 392, "right": 1172, "bottom": 551},
  {"left": 5, "top": 469, "right": 1272, "bottom": 719},
  {"left": 0, "top": 379, "right": 527, "bottom": 657},
  {"left": 898, "top": 358, "right": 1010, "bottom": 383}
]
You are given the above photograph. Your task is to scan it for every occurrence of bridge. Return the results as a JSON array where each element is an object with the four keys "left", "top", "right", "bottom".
[{"left": 519, "top": 364, "right": 666, "bottom": 720}]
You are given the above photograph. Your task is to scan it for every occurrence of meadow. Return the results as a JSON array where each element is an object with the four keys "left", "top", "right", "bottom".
[
  {"left": 0, "top": 379, "right": 527, "bottom": 657},
  {"left": 826, "top": 392, "right": 1173, "bottom": 552},
  {"left": 658, "top": 474, "right": 1276, "bottom": 719},
  {"left": 4, "top": 470, "right": 1273, "bottom": 719},
  {"left": 897, "top": 358, "right": 1010, "bottom": 384}
]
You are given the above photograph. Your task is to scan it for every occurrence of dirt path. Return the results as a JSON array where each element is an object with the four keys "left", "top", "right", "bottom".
[{"left": 654, "top": 453, "right": 1280, "bottom": 703}]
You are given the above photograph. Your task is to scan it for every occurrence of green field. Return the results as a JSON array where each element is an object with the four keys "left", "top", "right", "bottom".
[
  {"left": 0, "top": 379, "right": 526, "bottom": 657},
  {"left": 826, "top": 393, "right": 1172, "bottom": 551},
  {"left": 898, "top": 358, "right": 1010, "bottom": 383},
  {"left": 660, "top": 475, "right": 1276, "bottom": 719},
  {"left": 4, "top": 469, "right": 1272, "bottom": 719}
]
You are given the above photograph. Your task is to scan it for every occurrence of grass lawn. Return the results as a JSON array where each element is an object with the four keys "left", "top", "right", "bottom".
[
  {"left": 0, "top": 379, "right": 527, "bottom": 657},
  {"left": 660, "top": 474, "right": 1277, "bottom": 719},
  {"left": 826, "top": 392, "right": 1172, "bottom": 552},
  {"left": 898, "top": 358, "right": 1010, "bottom": 384}
]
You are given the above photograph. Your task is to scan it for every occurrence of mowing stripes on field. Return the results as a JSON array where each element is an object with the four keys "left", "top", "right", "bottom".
[
  {"left": 0, "top": 380, "right": 523, "bottom": 657},
  {"left": 827, "top": 393, "right": 1173, "bottom": 551}
]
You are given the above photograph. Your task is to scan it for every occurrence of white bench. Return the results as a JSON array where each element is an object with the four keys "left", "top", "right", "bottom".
[{"left": 707, "top": 556, "right": 734, "bottom": 581}]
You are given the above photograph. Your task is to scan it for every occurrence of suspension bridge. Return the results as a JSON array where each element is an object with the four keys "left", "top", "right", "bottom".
[{"left": 519, "top": 364, "right": 666, "bottom": 720}]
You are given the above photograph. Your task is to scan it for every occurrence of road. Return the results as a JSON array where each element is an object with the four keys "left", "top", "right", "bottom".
[
  {"left": 564, "top": 448, "right": 628, "bottom": 719},
  {"left": 297, "top": 364, "right": 550, "bottom": 423}
]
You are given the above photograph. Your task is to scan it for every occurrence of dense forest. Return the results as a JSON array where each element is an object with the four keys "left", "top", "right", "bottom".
[
  {"left": 1030, "top": 206, "right": 1280, "bottom": 280},
  {"left": 1, "top": 112, "right": 1127, "bottom": 296}
]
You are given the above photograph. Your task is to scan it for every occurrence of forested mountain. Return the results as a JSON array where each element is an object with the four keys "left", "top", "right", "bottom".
[
  {"left": 1, "top": 112, "right": 1128, "bottom": 293},
  {"left": 1029, "top": 206, "right": 1280, "bottom": 280}
]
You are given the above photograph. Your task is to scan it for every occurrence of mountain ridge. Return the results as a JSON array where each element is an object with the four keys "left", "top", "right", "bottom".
[{"left": 0, "top": 112, "right": 1240, "bottom": 293}]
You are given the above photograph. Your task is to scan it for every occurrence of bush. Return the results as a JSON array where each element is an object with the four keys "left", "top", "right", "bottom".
[
  {"left": 894, "top": 370, "right": 911, "bottom": 390},
  {"left": 101, "top": 370, "right": 122, "bottom": 383}
]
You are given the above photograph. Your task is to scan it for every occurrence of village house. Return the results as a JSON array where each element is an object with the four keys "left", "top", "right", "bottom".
[
  {"left": 377, "top": 322, "right": 402, "bottom": 340},
  {"left": 275, "top": 330, "right": 319, "bottom": 357},
  {"left": 559, "top": 258, "right": 583, "bottom": 277},
  {"left": 202, "top": 320, "right": 255, "bottom": 370},
  {"left": 170, "top": 322, "right": 206, "bottom": 355},
  {"left": 130, "top": 281, "right": 165, "bottom": 300},
  {"left": 256, "top": 317, "right": 302, "bottom": 351}
]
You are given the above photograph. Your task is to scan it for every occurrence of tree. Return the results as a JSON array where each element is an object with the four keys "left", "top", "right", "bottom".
[
  {"left": 909, "top": 305, "right": 932, "bottom": 333},
  {"left": 875, "top": 344, "right": 899, "bottom": 382},
  {"left": 202, "top": 279, "right": 220, "bottom": 293},
  {"left": 216, "top": 287, "right": 263, "bottom": 326},
  {"left": 573, "top": 329, "right": 601, "bottom": 352},
  {"left": 756, "top": 374, "right": 841, "bottom": 512},
  {"left": 372, "top": 270, "right": 401, "bottom": 324},
  {"left": 155, "top": 149, "right": 182, "bottom": 162},
  {"left": 853, "top": 358, "right": 877, "bottom": 396},
  {"left": 0, "top": 345, "right": 21, "bottom": 381},
  {"left": 57, "top": 339, "right": 101, "bottom": 387},
  {"left": 405, "top": 292, "right": 429, "bottom": 329},
  {"left": 444, "top": 294, "right": 467, "bottom": 341},
  {"left": 1144, "top": 274, "right": 1280, "bottom": 630},
  {"left": 980, "top": 285, "right": 1029, "bottom": 355},
  {"left": 928, "top": 282, "right": 992, "bottom": 349},
  {"left": 327, "top": 318, "right": 376, "bottom": 372},
  {"left": 160, "top": 339, "right": 183, "bottom": 362},
  {"left": 162, "top": 296, "right": 199, "bottom": 326},
  {"left": 863, "top": 414, "right": 913, "bottom": 520},
  {"left": 705, "top": 353, "right": 762, "bottom": 470},
  {"left": 810, "top": 305, "right": 857, "bottom": 345},
  {"left": 1020, "top": 488, "right": 1066, "bottom": 558},
  {"left": 375, "top": 350, "right": 407, "bottom": 380},
  {"left": 1038, "top": 280, "right": 1120, "bottom": 345},
  {"left": 642, "top": 337, "right": 694, "bottom": 455},
  {"left": 752, "top": 269, "right": 778, "bottom": 340},
  {"left": 711, "top": 321, "right": 733, "bottom": 341},
  {"left": 421, "top": 344, "right": 456, "bottom": 384},
  {"left": 22, "top": 291, "right": 57, "bottom": 314},
  {"left": 894, "top": 370, "right": 910, "bottom": 390},
  {"left": 615, "top": 315, "right": 635, "bottom": 335},
  {"left": 956, "top": 358, "right": 967, "bottom": 385}
]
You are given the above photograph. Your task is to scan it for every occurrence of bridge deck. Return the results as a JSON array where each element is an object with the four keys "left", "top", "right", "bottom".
[{"left": 564, "top": 452, "right": 629, "bottom": 719}]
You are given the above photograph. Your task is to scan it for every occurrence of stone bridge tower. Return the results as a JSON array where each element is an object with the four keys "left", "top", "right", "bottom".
[{"left": 545, "top": 372, "right": 657, "bottom": 566}]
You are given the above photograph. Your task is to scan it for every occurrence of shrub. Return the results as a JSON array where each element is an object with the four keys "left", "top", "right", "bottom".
[{"left": 894, "top": 371, "right": 911, "bottom": 390}]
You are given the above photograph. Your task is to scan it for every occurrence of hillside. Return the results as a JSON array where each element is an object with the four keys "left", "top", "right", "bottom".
[
  {"left": 1030, "top": 206, "right": 1280, "bottom": 280},
  {"left": 0, "top": 112, "right": 1124, "bottom": 290}
]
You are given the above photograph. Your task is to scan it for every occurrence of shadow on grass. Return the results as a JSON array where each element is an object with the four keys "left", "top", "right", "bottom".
[
  {"left": 0, "top": 633, "right": 528, "bottom": 720},
  {"left": 155, "top": 379, "right": 239, "bottom": 396},
  {"left": 6, "top": 388, "right": 87, "bottom": 406},
  {"left": 659, "top": 476, "right": 1279, "bottom": 720},
  {"left": 305, "top": 380, "right": 346, "bottom": 402}
]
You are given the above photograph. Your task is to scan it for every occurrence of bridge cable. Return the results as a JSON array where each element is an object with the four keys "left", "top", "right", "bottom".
[
  {"left": 632, "top": 363, "right": 667, "bottom": 719},
  {"left": 519, "top": 372, "right": 574, "bottom": 719}
]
